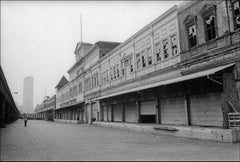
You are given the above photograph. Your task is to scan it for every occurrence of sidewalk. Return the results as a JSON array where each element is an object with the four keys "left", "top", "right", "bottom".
[{"left": 1, "top": 119, "right": 239, "bottom": 161}]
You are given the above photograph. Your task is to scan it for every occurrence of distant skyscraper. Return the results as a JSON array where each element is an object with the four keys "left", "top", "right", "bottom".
[{"left": 23, "top": 76, "right": 33, "bottom": 113}]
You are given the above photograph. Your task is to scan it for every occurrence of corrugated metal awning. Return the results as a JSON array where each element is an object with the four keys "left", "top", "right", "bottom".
[{"left": 94, "top": 63, "right": 235, "bottom": 101}]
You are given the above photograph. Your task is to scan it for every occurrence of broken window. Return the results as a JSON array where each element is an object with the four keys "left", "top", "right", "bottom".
[
  {"left": 147, "top": 47, "right": 152, "bottom": 65},
  {"left": 155, "top": 43, "right": 162, "bottom": 62},
  {"left": 141, "top": 50, "right": 147, "bottom": 68},
  {"left": 130, "top": 56, "right": 134, "bottom": 72},
  {"left": 116, "top": 64, "right": 119, "bottom": 78},
  {"left": 110, "top": 64, "right": 119, "bottom": 80},
  {"left": 113, "top": 67, "right": 116, "bottom": 79},
  {"left": 171, "top": 34, "right": 178, "bottom": 56},
  {"left": 110, "top": 67, "right": 113, "bottom": 80},
  {"left": 232, "top": 0, "right": 240, "bottom": 29},
  {"left": 136, "top": 53, "right": 141, "bottom": 69},
  {"left": 130, "top": 65, "right": 134, "bottom": 72},
  {"left": 204, "top": 14, "right": 216, "bottom": 41},
  {"left": 162, "top": 39, "right": 169, "bottom": 59},
  {"left": 122, "top": 61, "right": 125, "bottom": 76},
  {"left": 188, "top": 24, "right": 197, "bottom": 48}
]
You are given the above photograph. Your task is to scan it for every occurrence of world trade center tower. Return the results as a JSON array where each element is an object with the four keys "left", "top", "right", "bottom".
[{"left": 23, "top": 76, "right": 33, "bottom": 113}]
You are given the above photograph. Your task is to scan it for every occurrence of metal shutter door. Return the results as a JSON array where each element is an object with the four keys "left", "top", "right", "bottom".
[
  {"left": 161, "top": 96, "right": 186, "bottom": 125},
  {"left": 141, "top": 100, "right": 156, "bottom": 115},
  {"left": 190, "top": 92, "right": 223, "bottom": 127},
  {"left": 125, "top": 102, "right": 137, "bottom": 123},
  {"left": 113, "top": 104, "right": 122, "bottom": 122}
]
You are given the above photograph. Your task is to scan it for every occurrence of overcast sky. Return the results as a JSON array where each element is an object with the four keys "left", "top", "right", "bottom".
[{"left": 1, "top": 1, "right": 183, "bottom": 109}]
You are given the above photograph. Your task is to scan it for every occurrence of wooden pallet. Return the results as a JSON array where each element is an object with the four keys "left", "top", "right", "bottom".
[{"left": 228, "top": 112, "right": 240, "bottom": 128}]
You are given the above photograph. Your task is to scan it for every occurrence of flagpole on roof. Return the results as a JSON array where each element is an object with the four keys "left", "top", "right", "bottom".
[{"left": 80, "top": 13, "right": 82, "bottom": 43}]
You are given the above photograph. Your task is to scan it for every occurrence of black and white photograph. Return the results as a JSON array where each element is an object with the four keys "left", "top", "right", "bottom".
[{"left": 0, "top": 0, "right": 240, "bottom": 161}]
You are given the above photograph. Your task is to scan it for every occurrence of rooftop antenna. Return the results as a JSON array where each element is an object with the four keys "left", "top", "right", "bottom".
[
  {"left": 44, "top": 86, "right": 47, "bottom": 97},
  {"left": 80, "top": 13, "right": 82, "bottom": 43}
]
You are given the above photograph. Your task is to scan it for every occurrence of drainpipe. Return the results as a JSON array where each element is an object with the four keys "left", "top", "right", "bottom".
[{"left": 226, "top": 0, "right": 232, "bottom": 45}]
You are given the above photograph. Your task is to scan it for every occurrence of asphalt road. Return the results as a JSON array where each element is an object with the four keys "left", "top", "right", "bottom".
[{"left": 0, "top": 119, "right": 239, "bottom": 161}]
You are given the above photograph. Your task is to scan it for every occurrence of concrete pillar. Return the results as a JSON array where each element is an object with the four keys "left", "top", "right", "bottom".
[
  {"left": 110, "top": 104, "right": 113, "bottom": 122},
  {"left": 99, "top": 101, "right": 104, "bottom": 121},
  {"left": 106, "top": 105, "right": 109, "bottom": 122},
  {"left": 0, "top": 99, "right": 6, "bottom": 128},
  {"left": 121, "top": 103, "right": 125, "bottom": 122},
  {"left": 53, "top": 110, "right": 55, "bottom": 120},
  {"left": 221, "top": 63, "right": 240, "bottom": 128},
  {"left": 90, "top": 103, "right": 93, "bottom": 124},
  {"left": 184, "top": 94, "right": 191, "bottom": 126},
  {"left": 136, "top": 100, "right": 141, "bottom": 123},
  {"left": 84, "top": 104, "right": 88, "bottom": 123},
  {"left": 5, "top": 104, "right": 9, "bottom": 124},
  {"left": 155, "top": 98, "right": 161, "bottom": 124}
]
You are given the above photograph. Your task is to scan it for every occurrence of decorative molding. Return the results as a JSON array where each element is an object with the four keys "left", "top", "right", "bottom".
[
  {"left": 200, "top": 4, "right": 216, "bottom": 16},
  {"left": 183, "top": 15, "right": 196, "bottom": 25}
]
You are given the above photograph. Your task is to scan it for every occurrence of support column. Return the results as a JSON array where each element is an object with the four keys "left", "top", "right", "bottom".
[
  {"left": 53, "top": 110, "right": 55, "bottom": 120},
  {"left": 136, "top": 100, "right": 141, "bottom": 123},
  {"left": 99, "top": 101, "right": 104, "bottom": 121},
  {"left": 5, "top": 104, "right": 10, "bottom": 124},
  {"left": 121, "top": 103, "right": 125, "bottom": 122},
  {"left": 85, "top": 104, "right": 88, "bottom": 123},
  {"left": 106, "top": 105, "right": 109, "bottom": 122},
  {"left": 90, "top": 102, "right": 93, "bottom": 124},
  {"left": 184, "top": 94, "right": 191, "bottom": 125},
  {"left": 0, "top": 99, "right": 6, "bottom": 128},
  {"left": 221, "top": 63, "right": 240, "bottom": 128},
  {"left": 155, "top": 98, "right": 161, "bottom": 124},
  {"left": 111, "top": 104, "right": 113, "bottom": 122}
]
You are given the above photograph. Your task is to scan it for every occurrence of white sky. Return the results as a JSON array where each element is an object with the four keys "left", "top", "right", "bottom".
[{"left": 1, "top": 1, "right": 182, "bottom": 108}]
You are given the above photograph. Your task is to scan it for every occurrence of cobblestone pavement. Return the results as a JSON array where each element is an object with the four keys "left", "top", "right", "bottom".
[{"left": 0, "top": 119, "right": 239, "bottom": 161}]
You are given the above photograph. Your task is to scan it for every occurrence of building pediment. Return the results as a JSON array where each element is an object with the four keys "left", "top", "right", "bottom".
[
  {"left": 55, "top": 76, "right": 68, "bottom": 90},
  {"left": 200, "top": 4, "right": 216, "bottom": 16},
  {"left": 183, "top": 15, "right": 197, "bottom": 25}
]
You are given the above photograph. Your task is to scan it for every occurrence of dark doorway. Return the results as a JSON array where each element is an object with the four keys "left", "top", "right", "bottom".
[{"left": 141, "top": 115, "right": 156, "bottom": 123}]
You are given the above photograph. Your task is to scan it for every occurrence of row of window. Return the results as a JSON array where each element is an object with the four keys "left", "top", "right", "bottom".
[
  {"left": 61, "top": 34, "right": 179, "bottom": 94},
  {"left": 58, "top": 82, "right": 82, "bottom": 103},
  {"left": 85, "top": 73, "right": 99, "bottom": 91},
  {"left": 122, "top": 56, "right": 134, "bottom": 76},
  {"left": 57, "top": 1, "right": 240, "bottom": 104},
  {"left": 110, "top": 64, "right": 120, "bottom": 80},
  {"left": 185, "top": 1, "right": 240, "bottom": 49}
]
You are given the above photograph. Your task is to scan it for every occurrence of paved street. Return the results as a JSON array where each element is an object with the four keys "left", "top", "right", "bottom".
[{"left": 0, "top": 120, "right": 239, "bottom": 161}]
